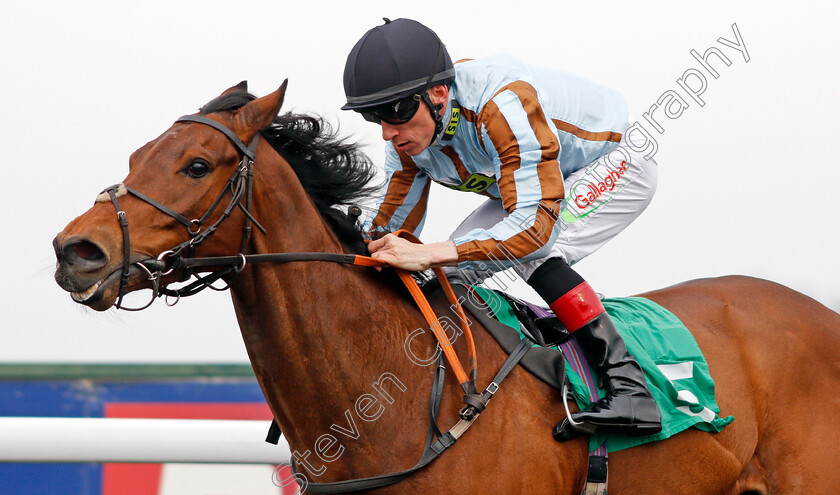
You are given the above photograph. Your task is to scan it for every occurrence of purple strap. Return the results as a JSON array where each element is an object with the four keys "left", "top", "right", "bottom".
[{"left": 525, "top": 302, "right": 609, "bottom": 477}]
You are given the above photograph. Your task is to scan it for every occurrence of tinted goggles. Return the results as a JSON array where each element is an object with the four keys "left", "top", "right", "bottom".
[{"left": 358, "top": 94, "right": 422, "bottom": 125}]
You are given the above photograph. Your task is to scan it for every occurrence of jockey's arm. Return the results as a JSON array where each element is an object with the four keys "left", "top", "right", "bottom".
[
  {"left": 451, "top": 82, "right": 565, "bottom": 271},
  {"left": 363, "top": 145, "right": 431, "bottom": 240},
  {"left": 364, "top": 145, "right": 448, "bottom": 271},
  {"left": 368, "top": 235, "right": 457, "bottom": 271},
  {"left": 365, "top": 83, "right": 565, "bottom": 272}
]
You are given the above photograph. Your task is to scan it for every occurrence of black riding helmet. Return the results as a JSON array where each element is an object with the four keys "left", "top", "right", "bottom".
[{"left": 342, "top": 18, "right": 455, "bottom": 139}]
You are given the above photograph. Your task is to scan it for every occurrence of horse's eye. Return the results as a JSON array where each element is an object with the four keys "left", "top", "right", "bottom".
[{"left": 186, "top": 161, "right": 210, "bottom": 179}]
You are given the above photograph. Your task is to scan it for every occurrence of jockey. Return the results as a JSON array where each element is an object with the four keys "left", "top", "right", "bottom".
[{"left": 342, "top": 18, "right": 661, "bottom": 438}]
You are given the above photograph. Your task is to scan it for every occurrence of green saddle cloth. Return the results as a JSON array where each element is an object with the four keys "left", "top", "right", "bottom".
[{"left": 473, "top": 287, "right": 735, "bottom": 453}]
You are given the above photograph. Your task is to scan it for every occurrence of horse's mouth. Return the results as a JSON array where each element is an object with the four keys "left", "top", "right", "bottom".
[
  {"left": 64, "top": 268, "right": 124, "bottom": 310},
  {"left": 62, "top": 262, "right": 161, "bottom": 310},
  {"left": 71, "top": 279, "right": 104, "bottom": 303}
]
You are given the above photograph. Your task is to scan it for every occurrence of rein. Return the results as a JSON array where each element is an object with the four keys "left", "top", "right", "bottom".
[{"left": 98, "top": 113, "right": 533, "bottom": 492}]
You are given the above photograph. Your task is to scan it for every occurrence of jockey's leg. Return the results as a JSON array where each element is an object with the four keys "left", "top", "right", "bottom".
[
  {"left": 516, "top": 127, "right": 661, "bottom": 436},
  {"left": 527, "top": 257, "right": 662, "bottom": 437},
  {"left": 447, "top": 122, "right": 661, "bottom": 436}
]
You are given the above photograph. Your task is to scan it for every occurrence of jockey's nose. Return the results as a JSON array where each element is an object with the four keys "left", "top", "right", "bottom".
[{"left": 381, "top": 122, "right": 399, "bottom": 142}]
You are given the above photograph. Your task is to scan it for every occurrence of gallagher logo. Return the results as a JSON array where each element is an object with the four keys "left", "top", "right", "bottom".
[{"left": 560, "top": 160, "right": 629, "bottom": 223}]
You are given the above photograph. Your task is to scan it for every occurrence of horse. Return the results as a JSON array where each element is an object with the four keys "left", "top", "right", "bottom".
[{"left": 53, "top": 81, "right": 840, "bottom": 494}]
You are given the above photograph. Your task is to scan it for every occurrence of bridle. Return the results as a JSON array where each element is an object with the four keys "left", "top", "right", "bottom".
[
  {"left": 100, "top": 114, "right": 372, "bottom": 310},
  {"left": 99, "top": 114, "right": 261, "bottom": 309},
  {"left": 97, "top": 112, "right": 536, "bottom": 493}
]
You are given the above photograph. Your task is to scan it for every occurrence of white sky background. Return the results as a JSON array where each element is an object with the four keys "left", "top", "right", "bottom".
[{"left": 1, "top": 1, "right": 837, "bottom": 363}]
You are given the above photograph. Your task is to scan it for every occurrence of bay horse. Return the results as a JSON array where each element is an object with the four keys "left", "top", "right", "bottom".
[{"left": 53, "top": 82, "right": 840, "bottom": 494}]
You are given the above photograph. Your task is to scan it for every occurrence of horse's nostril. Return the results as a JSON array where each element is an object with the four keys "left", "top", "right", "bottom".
[
  {"left": 53, "top": 237, "right": 63, "bottom": 262},
  {"left": 64, "top": 239, "right": 106, "bottom": 264},
  {"left": 74, "top": 242, "right": 100, "bottom": 260}
]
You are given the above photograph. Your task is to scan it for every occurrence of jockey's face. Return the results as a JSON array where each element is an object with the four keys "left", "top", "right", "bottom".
[{"left": 380, "top": 85, "right": 448, "bottom": 156}]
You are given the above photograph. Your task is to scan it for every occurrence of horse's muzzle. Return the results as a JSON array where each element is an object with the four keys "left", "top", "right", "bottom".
[{"left": 53, "top": 235, "right": 120, "bottom": 310}]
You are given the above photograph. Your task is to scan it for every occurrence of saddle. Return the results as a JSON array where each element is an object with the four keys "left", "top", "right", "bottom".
[
  {"left": 427, "top": 275, "right": 734, "bottom": 454},
  {"left": 446, "top": 282, "right": 571, "bottom": 391},
  {"left": 269, "top": 270, "right": 733, "bottom": 495},
  {"left": 428, "top": 275, "right": 735, "bottom": 494}
]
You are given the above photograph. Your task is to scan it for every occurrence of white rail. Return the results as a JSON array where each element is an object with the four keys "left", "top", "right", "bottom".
[{"left": 0, "top": 417, "right": 291, "bottom": 464}]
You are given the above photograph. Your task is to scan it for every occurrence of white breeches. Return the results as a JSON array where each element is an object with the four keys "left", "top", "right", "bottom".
[{"left": 449, "top": 126, "right": 658, "bottom": 281}]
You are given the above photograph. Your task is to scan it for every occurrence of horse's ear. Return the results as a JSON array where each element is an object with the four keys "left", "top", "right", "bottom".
[
  {"left": 221, "top": 81, "right": 248, "bottom": 96},
  {"left": 235, "top": 79, "right": 288, "bottom": 138}
]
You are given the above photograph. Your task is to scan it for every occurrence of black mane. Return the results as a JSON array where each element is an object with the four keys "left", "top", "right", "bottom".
[{"left": 199, "top": 91, "right": 379, "bottom": 254}]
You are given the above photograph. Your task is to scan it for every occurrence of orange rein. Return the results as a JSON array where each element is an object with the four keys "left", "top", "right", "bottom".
[{"left": 353, "top": 230, "right": 479, "bottom": 395}]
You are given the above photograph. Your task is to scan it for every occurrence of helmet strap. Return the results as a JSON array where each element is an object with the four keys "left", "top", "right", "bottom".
[
  {"left": 419, "top": 44, "right": 448, "bottom": 147},
  {"left": 421, "top": 91, "right": 446, "bottom": 147}
]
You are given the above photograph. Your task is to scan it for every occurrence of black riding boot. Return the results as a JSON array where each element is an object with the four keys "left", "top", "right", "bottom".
[
  {"left": 526, "top": 257, "right": 662, "bottom": 438},
  {"left": 560, "top": 312, "right": 662, "bottom": 437}
]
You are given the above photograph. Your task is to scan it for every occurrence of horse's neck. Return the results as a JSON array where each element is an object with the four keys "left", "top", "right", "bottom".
[{"left": 229, "top": 169, "right": 430, "bottom": 465}]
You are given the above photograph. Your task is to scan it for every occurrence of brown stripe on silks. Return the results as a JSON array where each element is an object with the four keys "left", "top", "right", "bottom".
[
  {"left": 500, "top": 81, "right": 565, "bottom": 202},
  {"left": 439, "top": 146, "right": 471, "bottom": 182},
  {"left": 401, "top": 179, "right": 431, "bottom": 234},
  {"left": 455, "top": 201, "right": 558, "bottom": 262},
  {"left": 479, "top": 99, "right": 521, "bottom": 212},
  {"left": 455, "top": 58, "right": 475, "bottom": 64},
  {"left": 551, "top": 119, "right": 622, "bottom": 143},
  {"left": 457, "top": 106, "right": 485, "bottom": 153},
  {"left": 459, "top": 106, "right": 478, "bottom": 123},
  {"left": 452, "top": 82, "right": 569, "bottom": 266},
  {"left": 370, "top": 150, "right": 423, "bottom": 233}
]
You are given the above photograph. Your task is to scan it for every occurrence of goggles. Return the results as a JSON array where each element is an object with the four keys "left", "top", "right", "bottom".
[{"left": 358, "top": 94, "right": 423, "bottom": 125}]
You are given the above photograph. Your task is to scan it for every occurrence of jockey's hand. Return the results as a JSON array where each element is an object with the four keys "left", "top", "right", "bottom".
[{"left": 367, "top": 234, "right": 458, "bottom": 271}]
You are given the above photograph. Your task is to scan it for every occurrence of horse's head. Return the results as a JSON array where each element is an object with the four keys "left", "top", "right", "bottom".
[{"left": 53, "top": 81, "right": 287, "bottom": 311}]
